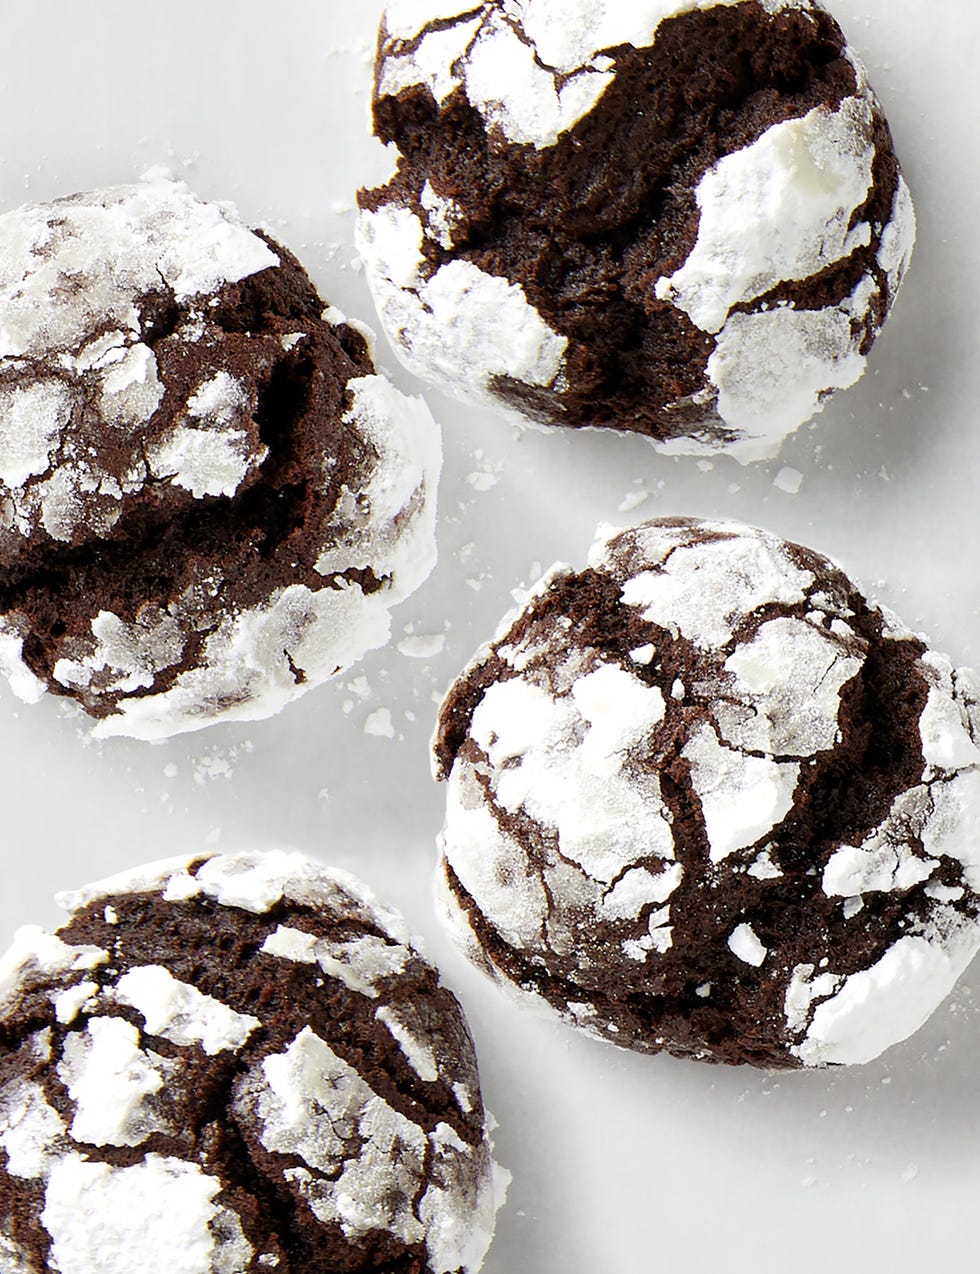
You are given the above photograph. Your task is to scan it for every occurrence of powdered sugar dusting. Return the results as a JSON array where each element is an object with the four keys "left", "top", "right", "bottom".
[
  {"left": 356, "top": 207, "right": 567, "bottom": 410},
  {"left": 380, "top": 0, "right": 798, "bottom": 150},
  {"left": 40, "top": 1154, "right": 227, "bottom": 1274}
]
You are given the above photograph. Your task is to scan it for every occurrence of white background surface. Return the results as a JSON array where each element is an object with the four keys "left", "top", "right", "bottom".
[{"left": 0, "top": 3, "right": 978, "bottom": 1271}]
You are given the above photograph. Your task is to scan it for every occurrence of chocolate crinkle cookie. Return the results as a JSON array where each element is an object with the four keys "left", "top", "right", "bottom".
[
  {"left": 0, "top": 850, "right": 507, "bottom": 1274},
  {"left": 358, "top": 0, "right": 914, "bottom": 461},
  {"left": 0, "top": 176, "right": 440, "bottom": 739},
  {"left": 433, "top": 518, "right": 980, "bottom": 1069}
]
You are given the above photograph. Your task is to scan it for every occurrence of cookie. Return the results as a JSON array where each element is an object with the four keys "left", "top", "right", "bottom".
[
  {"left": 0, "top": 176, "right": 440, "bottom": 739},
  {"left": 0, "top": 849, "right": 506, "bottom": 1273},
  {"left": 357, "top": 0, "right": 914, "bottom": 461},
  {"left": 433, "top": 518, "right": 980, "bottom": 1068}
]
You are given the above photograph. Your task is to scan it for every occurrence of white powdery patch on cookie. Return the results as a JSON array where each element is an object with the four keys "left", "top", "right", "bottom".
[
  {"left": 0, "top": 927, "right": 108, "bottom": 1016},
  {"left": 56, "top": 850, "right": 381, "bottom": 924},
  {"left": 421, "top": 181, "right": 466, "bottom": 250},
  {"left": 699, "top": 287, "right": 871, "bottom": 463},
  {"left": 0, "top": 176, "right": 279, "bottom": 550},
  {"left": 145, "top": 372, "right": 262, "bottom": 500},
  {"left": 40, "top": 1153, "right": 230, "bottom": 1274},
  {"left": 145, "top": 425, "right": 256, "bottom": 499},
  {"left": 657, "top": 97, "right": 876, "bottom": 334},
  {"left": 684, "top": 724, "right": 800, "bottom": 862},
  {"left": 723, "top": 617, "right": 863, "bottom": 755},
  {"left": 381, "top": 0, "right": 796, "bottom": 149},
  {"left": 57, "top": 1017, "right": 170, "bottom": 1148},
  {"left": 0, "top": 177, "right": 277, "bottom": 362},
  {"left": 376, "top": 1005, "right": 440, "bottom": 1083},
  {"left": 115, "top": 965, "right": 261, "bottom": 1056},
  {"left": 788, "top": 923, "right": 980, "bottom": 1067},
  {"left": 616, "top": 522, "right": 814, "bottom": 648},
  {"left": 81, "top": 374, "right": 439, "bottom": 741},
  {"left": 728, "top": 923, "right": 768, "bottom": 967},
  {"left": 237, "top": 1027, "right": 497, "bottom": 1274},
  {"left": 357, "top": 206, "right": 567, "bottom": 408},
  {"left": 0, "top": 379, "right": 73, "bottom": 489},
  {"left": 54, "top": 607, "right": 186, "bottom": 696},
  {"left": 443, "top": 660, "right": 680, "bottom": 961},
  {"left": 260, "top": 925, "right": 410, "bottom": 1000},
  {"left": 0, "top": 1079, "right": 66, "bottom": 1178},
  {"left": 97, "top": 342, "right": 166, "bottom": 430}
]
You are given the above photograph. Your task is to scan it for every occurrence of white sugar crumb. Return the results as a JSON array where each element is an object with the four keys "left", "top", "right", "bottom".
[
  {"left": 364, "top": 707, "right": 396, "bottom": 738},
  {"left": 194, "top": 749, "right": 234, "bottom": 784},
  {"left": 728, "top": 923, "right": 768, "bottom": 967},
  {"left": 466, "top": 470, "right": 499, "bottom": 493},
  {"left": 398, "top": 633, "right": 446, "bottom": 659},
  {"left": 618, "top": 489, "right": 649, "bottom": 514},
  {"left": 773, "top": 466, "right": 804, "bottom": 494}
]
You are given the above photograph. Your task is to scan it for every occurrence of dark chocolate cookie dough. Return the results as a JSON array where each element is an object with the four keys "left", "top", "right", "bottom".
[
  {"left": 358, "top": 0, "right": 914, "bottom": 460},
  {"left": 433, "top": 518, "right": 980, "bottom": 1068},
  {"left": 0, "top": 177, "right": 440, "bottom": 739},
  {"left": 0, "top": 850, "right": 505, "bottom": 1273}
]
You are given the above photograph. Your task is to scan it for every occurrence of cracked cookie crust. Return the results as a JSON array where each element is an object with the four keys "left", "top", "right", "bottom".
[
  {"left": 358, "top": 0, "right": 914, "bottom": 461},
  {"left": 0, "top": 850, "right": 506, "bottom": 1273},
  {"left": 433, "top": 518, "right": 980, "bottom": 1068},
  {"left": 0, "top": 177, "right": 440, "bottom": 739}
]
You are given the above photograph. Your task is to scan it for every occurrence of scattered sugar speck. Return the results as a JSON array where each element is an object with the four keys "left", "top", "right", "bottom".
[
  {"left": 467, "top": 470, "right": 499, "bottom": 493},
  {"left": 398, "top": 634, "right": 446, "bottom": 659},
  {"left": 618, "top": 489, "right": 649, "bottom": 514},
  {"left": 773, "top": 466, "right": 804, "bottom": 495},
  {"left": 163, "top": 762, "right": 178, "bottom": 779},
  {"left": 901, "top": 1164, "right": 919, "bottom": 1183},
  {"left": 195, "top": 751, "right": 232, "bottom": 784},
  {"left": 364, "top": 707, "right": 395, "bottom": 738},
  {"left": 348, "top": 675, "right": 372, "bottom": 699}
]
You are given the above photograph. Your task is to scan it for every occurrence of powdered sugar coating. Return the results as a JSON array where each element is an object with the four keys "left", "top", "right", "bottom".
[
  {"left": 0, "top": 179, "right": 275, "bottom": 547},
  {"left": 0, "top": 179, "right": 441, "bottom": 738},
  {"left": 362, "top": 0, "right": 914, "bottom": 458},
  {"left": 0, "top": 851, "right": 506, "bottom": 1272},
  {"left": 381, "top": 0, "right": 799, "bottom": 149},
  {"left": 434, "top": 518, "right": 980, "bottom": 1068}
]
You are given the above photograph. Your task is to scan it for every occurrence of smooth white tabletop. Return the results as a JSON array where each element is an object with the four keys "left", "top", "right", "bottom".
[{"left": 0, "top": 4, "right": 977, "bottom": 1271}]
